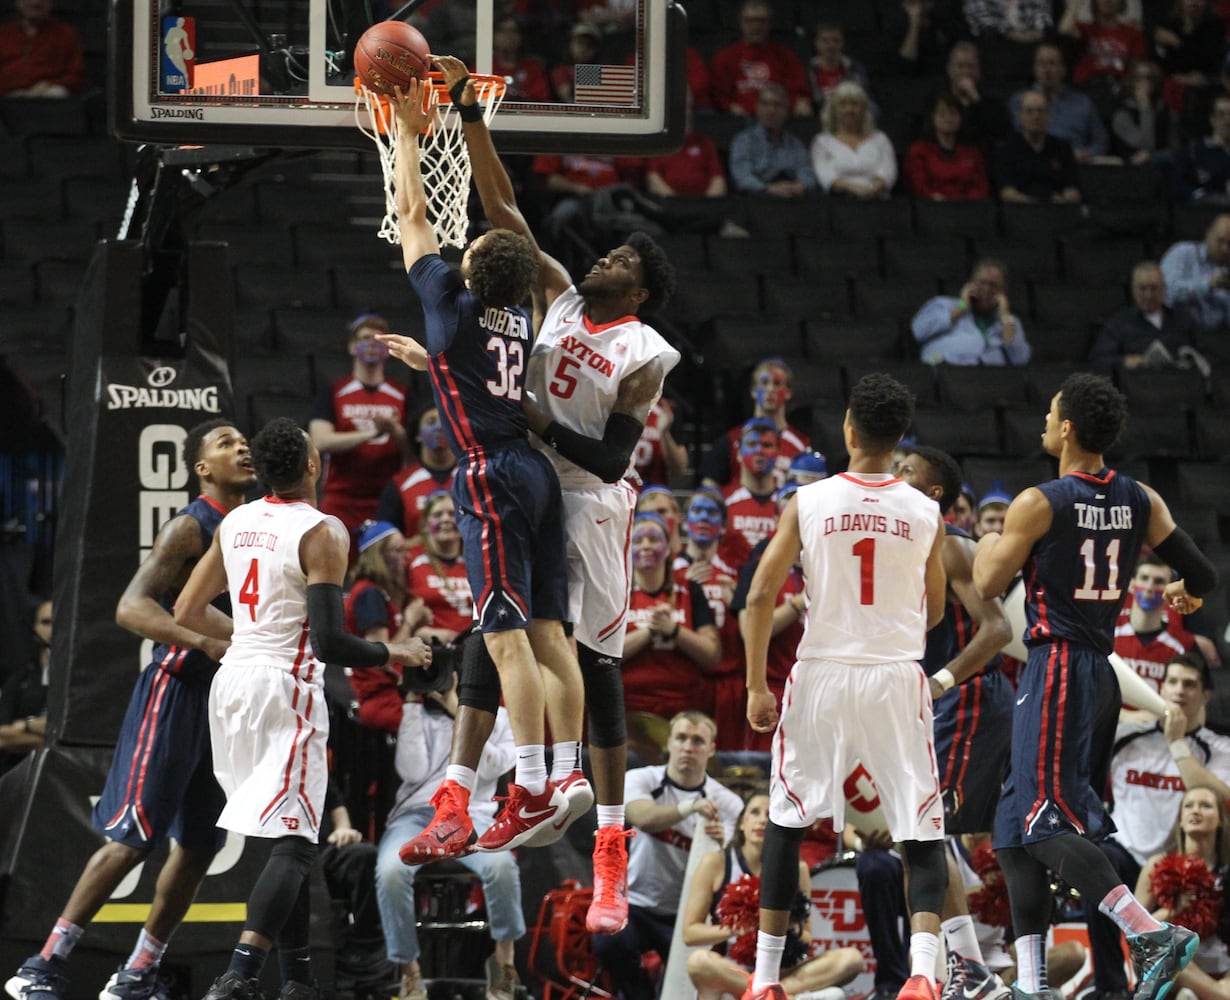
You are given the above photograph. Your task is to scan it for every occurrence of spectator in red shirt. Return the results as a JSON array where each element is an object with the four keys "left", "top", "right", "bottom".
[
  {"left": 622, "top": 513, "right": 721, "bottom": 720},
  {"left": 491, "top": 14, "right": 551, "bottom": 102},
  {"left": 688, "top": 46, "right": 712, "bottom": 113},
  {"left": 646, "top": 94, "right": 727, "bottom": 197},
  {"left": 344, "top": 521, "right": 419, "bottom": 736},
  {"left": 374, "top": 405, "right": 456, "bottom": 543},
  {"left": 710, "top": 0, "right": 811, "bottom": 117},
  {"left": 0, "top": 0, "right": 84, "bottom": 96},
  {"left": 551, "top": 21, "right": 601, "bottom": 103},
  {"left": 1059, "top": 0, "right": 1147, "bottom": 88},
  {"left": 406, "top": 491, "right": 473, "bottom": 645},
  {"left": 905, "top": 92, "right": 991, "bottom": 200},
  {"left": 308, "top": 313, "right": 413, "bottom": 544}
]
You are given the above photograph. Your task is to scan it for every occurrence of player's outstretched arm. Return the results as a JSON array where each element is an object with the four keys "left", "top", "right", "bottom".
[
  {"left": 392, "top": 80, "right": 441, "bottom": 272},
  {"left": 939, "top": 533, "right": 1012, "bottom": 688},
  {"left": 375, "top": 332, "right": 428, "bottom": 370},
  {"left": 524, "top": 357, "right": 664, "bottom": 483},
  {"left": 434, "top": 54, "right": 571, "bottom": 304},
  {"left": 744, "top": 495, "right": 802, "bottom": 732},
  {"left": 972, "top": 487, "right": 1051, "bottom": 599},
  {"left": 1141, "top": 483, "right": 1218, "bottom": 607},
  {"left": 117, "top": 513, "right": 232, "bottom": 662},
  {"left": 172, "top": 531, "right": 233, "bottom": 642}
]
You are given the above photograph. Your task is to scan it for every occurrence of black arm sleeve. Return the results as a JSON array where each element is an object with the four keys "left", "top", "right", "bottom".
[
  {"left": 541, "top": 411, "right": 643, "bottom": 484},
  {"left": 1153, "top": 527, "right": 1219, "bottom": 598},
  {"left": 306, "top": 584, "right": 389, "bottom": 667}
]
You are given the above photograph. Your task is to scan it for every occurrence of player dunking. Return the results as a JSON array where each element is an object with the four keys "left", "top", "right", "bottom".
[
  {"left": 897, "top": 444, "right": 1014, "bottom": 1000},
  {"left": 174, "top": 419, "right": 430, "bottom": 1000},
  {"left": 6, "top": 420, "right": 254, "bottom": 1000},
  {"left": 387, "top": 58, "right": 680, "bottom": 934},
  {"left": 378, "top": 78, "right": 592, "bottom": 858},
  {"left": 972, "top": 373, "right": 1218, "bottom": 1000},
  {"left": 742, "top": 374, "right": 951, "bottom": 1000}
]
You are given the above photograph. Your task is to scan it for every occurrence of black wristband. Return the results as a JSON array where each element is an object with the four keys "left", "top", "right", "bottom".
[
  {"left": 448, "top": 75, "right": 484, "bottom": 122},
  {"left": 668, "top": 623, "right": 681, "bottom": 640}
]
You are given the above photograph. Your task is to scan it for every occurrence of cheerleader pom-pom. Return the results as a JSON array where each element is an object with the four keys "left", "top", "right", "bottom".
[
  {"left": 969, "top": 844, "right": 1013, "bottom": 928},
  {"left": 716, "top": 875, "right": 762, "bottom": 937},
  {"left": 1150, "top": 853, "right": 1223, "bottom": 939}
]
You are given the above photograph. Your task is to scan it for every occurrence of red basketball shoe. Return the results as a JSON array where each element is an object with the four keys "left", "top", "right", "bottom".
[
  {"left": 398, "top": 780, "right": 476, "bottom": 865},
  {"left": 474, "top": 782, "right": 567, "bottom": 852},
  {"left": 586, "top": 826, "right": 633, "bottom": 933}
]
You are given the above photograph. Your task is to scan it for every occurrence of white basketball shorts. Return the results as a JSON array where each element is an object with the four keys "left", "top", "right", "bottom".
[{"left": 562, "top": 481, "right": 637, "bottom": 657}]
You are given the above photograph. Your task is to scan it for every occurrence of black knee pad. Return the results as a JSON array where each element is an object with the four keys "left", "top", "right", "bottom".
[
  {"left": 579, "top": 643, "right": 626, "bottom": 749},
  {"left": 246, "top": 837, "right": 318, "bottom": 940},
  {"left": 458, "top": 630, "right": 501, "bottom": 714},
  {"left": 761, "top": 822, "right": 806, "bottom": 912},
  {"left": 901, "top": 839, "right": 948, "bottom": 917}
]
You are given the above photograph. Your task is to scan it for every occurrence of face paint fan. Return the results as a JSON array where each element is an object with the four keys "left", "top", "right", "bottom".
[{"left": 354, "top": 72, "right": 508, "bottom": 249}]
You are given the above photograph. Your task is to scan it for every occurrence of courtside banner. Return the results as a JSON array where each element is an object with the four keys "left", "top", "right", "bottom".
[{"left": 50, "top": 240, "right": 235, "bottom": 746}]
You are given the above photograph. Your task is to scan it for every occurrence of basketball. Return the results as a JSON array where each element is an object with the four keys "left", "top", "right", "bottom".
[{"left": 354, "top": 21, "right": 430, "bottom": 96}]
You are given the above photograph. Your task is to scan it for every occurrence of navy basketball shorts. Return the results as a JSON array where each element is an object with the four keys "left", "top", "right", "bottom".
[
  {"left": 993, "top": 641, "right": 1120, "bottom": 850},
  {"left": 93, "top": 664, "right": 226, "bottom": 854},
  {"left": 933, "top": 668, "right": 1013, "bottom": 835},
  {"left": 452, "top": 442, "right": 568, "bottom": 632}
]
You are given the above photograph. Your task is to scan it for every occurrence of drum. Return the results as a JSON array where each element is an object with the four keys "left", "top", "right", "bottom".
[{"left": 809, "top": 853, "right": 876, "bottom": 995}]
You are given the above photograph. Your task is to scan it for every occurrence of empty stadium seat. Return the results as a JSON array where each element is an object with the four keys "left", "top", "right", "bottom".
[
  {"left": 26, "top": 135, "right": 127, "bottom": 183},
  {"left": 1196, "top": 417, "right": 1230, "bottom": 460},
  {"left": 936, "top": 365, "right": 1030, "bottom": 412},
  {"left": 962, "top": 457, "right": 1057, "bottom": 498},
  {"left": 881, "top": 235, "right": 970, "bottom": 284},
  {"left": 247, "top": 390, "right": 315, "bottom": 430},
  {"left": 196, "top": 223, "right": 294, "bottom": 267},
  {"left": 853, "top": 276, "right": 941, "bottom": 324},
  {"left": 738, "top": 196, "right": 829, "bottom": 238},
  {"left": 667, "top": 272, "right": 765, "bottom": 330},
  {"left": 0, "top": 96, "right": 88, "bottom": 136},
  {"left": 33, "top": 259, "right": 88, "bottom": 304},
  {"left": 912, "top": 200, "right": 998, "bottom": 240},
  {"left": 1176, "top": 462, "right": 1230, "bottom": 513},
  {"left": 332, "top": 264, "right": 418, "bottom": 317},
  {"left": 233, "top": 264, "right": 334, "bottom": 310},
  {"left": 2, "top": 218, "right": 100, "bottom": 263},
  {"left": 783, "top": 361, "right": 847, "bottom": 407},
  {"left": 803, "top": 319, "right": 902, "bottom": 363},
  {"left": 910, "top": 409, "right": 1002, "bottom": 457},
  {"left": 764, "top": 277, "right": 852, "bottom": 324},
  {"left": 1027, "top": 363, "right": 1082, "bottom": 405},
  {"left": 708, "top": 235, "right": 794, "bottom": 278},
  {"left": 273, "top": 308, "right": 361, "bottom": 354},
  {"left": 1115, "top": 367, "right": 1208, "bottom": 412},
  {"left": 1107, "top": 409, "right": 1193, "bottom": 460},
  {"left": 0, "top": 263, "right": 35, "bottom": 306},
  {"left": 1076, "top": 163, "right": 1162, "bottom": 204},
  {"left": 829, "top": 198, "right": 913, "bottom": 239},
  {"left": 1060, "top": 237, "right": 1150, "bottom": 285},
  {"left": 294, "top": 223, "right": 393, "bottom": 269},
  {"left": 1171, "top": 203, "right": 1224, "bottom": 242},
  {"left": 794, "top": 235, "right": 879, "bottom": 280},
  {"left": 1001, "top": 406, "right": 1048, "bottom": 458},
  {"left": 1030, "top": 280, "right": 1128, "bottom": 331},
  {"left": 999, "top": 202, "right": 1088, "bottom": 242},
  {"left": 707, "top": 317, "right": 804, "bottom": 368}
]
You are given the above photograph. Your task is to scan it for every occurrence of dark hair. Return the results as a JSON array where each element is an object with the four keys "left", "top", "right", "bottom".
[
  {"left": 906, "top": 445, "right": 963, "bottom": 514},
  {"left": 1167, "top": 651, "right": 1213, "bottom": 692},
  {"left": 183, "top": 418, "right": 235, "bottom": 473},
  {"left": 849, "top": 373, "right": 915, "bottom": 453},
  {"left": 625, "top": 231, "right": 676, "bottom": 314},
  {"left": 467, "top": 228, "right": 540, "bottom": 308},
  {"left": 1135, "top": 551, "right": 1172, "bottom": 575},
  {"left": 1057, "top": 373, "right": 1128, "bottom": 455},
  {"left": 925, "top": 92, "right": 965, "bottom": 140},
  {"left": 251, "top": 417, "right": 309, "bottom": 491}
]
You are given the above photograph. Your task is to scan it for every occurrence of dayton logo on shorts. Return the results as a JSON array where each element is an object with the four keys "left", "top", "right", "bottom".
[{"left": 281, "top": 817, "right": 300, "bottom": 831}]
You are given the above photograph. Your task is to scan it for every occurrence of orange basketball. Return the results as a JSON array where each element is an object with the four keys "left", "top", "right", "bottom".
[{"left": 354, "top": 21, "right": 430, "bottom": 96}]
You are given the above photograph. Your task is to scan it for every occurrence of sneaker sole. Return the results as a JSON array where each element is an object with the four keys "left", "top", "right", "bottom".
[
  {"left": 522, "top": 782, "right": 595, "bottom": 848},
  {"left": 5, "top": 976, "right": 33, "bottom": 1000},
  {"left": 586, "top": 913, "right": 629, "bottom": 935}
]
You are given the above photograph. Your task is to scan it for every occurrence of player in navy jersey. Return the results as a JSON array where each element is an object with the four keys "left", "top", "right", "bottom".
[
  {"left": 972, "top": 373, "right": 1218, "bottom": 1000},
  {"left": 381, "top": 79, "right": 585, "bottom": 855},
  {"left": 897, "top": 445, "right": 1013, "bottom": 1000},
  {"left": 6, "top": 421, "right": 255, "bottom": 1000}
]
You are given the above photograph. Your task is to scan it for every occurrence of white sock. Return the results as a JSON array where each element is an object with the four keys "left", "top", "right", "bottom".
[
  {"left": 596, "top": 804, "right": 625, "bottom": 829},
  {"left": 752, "top": 932, "right": 786, "bottom": 991},
  {"left": 445, "top": 765, "right": 477, "bottom": 794},
  {"left": 1016, "top": 934, "right": 1047, "bottom": 992},
  {"left": 550, "top": 741, "right": 580, "bottom": 782},
  {"left": 910, "top": 931, "right": 939, "bottom": 982},
  {"left": 514, "top": 744, "right": 547, "bottom": 794},
  {"left": 124, "top": 929, "right": 167, "bottom": 970},
  {"left": 942, "top": 914, "right": 984, "bottom": 963}
]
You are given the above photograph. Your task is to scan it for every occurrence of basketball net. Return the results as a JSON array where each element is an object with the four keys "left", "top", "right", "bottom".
[{"left": 355, "top": 72, "right": 507, "bottom": 249}]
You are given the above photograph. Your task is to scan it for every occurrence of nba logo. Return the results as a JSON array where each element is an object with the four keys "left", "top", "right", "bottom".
[{"left": 161, "top": 15, "right": 196, "bottom": 92}]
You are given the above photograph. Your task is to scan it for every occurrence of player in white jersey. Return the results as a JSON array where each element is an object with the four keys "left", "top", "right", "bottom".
[
  {"left": 397, "top": 55, "right": 681, "bottom": 936},
  {"left": 740, "top": 374, "right": 950, "bottom": 1000},
  {"left": 175, "top": 418, "right": 430, "bottom": 1000}
]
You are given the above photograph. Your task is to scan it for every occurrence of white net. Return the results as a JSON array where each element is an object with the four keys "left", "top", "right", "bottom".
[{"left": 355, "top": 75, "right": 507, "bottom": 250}]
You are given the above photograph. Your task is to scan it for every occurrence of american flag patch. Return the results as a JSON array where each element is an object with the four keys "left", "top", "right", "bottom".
[{"left": 574, "top": 64, "right": 637, "bottom": 105}]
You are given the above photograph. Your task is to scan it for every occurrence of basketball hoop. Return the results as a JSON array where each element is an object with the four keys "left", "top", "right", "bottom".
[{"left": 355, "top": 71, "right": 507, "bottom": 250}]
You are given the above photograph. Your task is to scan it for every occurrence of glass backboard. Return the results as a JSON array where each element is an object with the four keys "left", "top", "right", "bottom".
[{"left": 110, "top": 0, "right": 687, "bottom": 154}]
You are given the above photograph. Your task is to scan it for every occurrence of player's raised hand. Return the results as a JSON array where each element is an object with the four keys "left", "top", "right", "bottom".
[
  {"left": 390, "top": 79, "right": 435, "bottom": 133},
  {"left": 432, "top": 54, "right": 476, "bottom": 106},
  {"left": 375, "top": 332, "right": 428, "bottom": 370},
  {"left": 1164, "top": 579, "right": 1203, "bottom": 615},
  {"left": 747, "top": 688, "right": 778, "bottom": 732}
]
